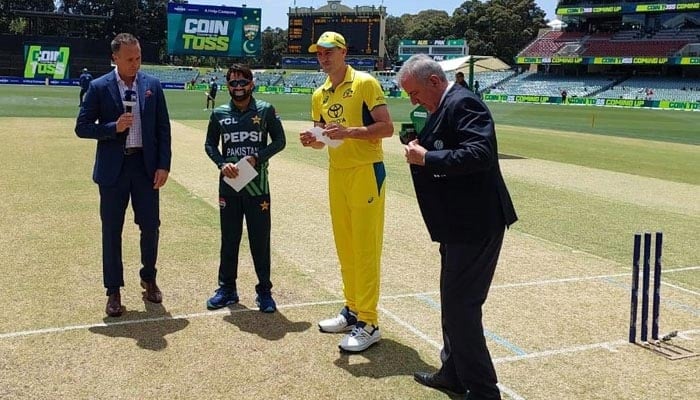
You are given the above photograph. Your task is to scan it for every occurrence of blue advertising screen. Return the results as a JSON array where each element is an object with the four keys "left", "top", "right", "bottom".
[{"left": 167, "top": 3, "right": 261, "bottom": 57}]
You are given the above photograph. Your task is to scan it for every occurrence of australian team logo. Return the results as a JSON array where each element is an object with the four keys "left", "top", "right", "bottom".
[
  {"left": 243, "top": 24, "right": 260, "bottom": 55},
  {"left": 342, "top": 88, "right": 353, "bottom": 98},
  {"left": 244, "top": 24, "right": 259, "bottom": 40}
]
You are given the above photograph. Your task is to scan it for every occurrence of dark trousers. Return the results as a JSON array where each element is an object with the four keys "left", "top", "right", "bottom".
[
  {"left": 438, "top": 230, "right": 505, "bottom": 400},
  {"left": 206, "top": 93, "right": 216, "bottom": 109},
  {"left": 218, "top": 194, "right": 272, "bottom": 294},
  {"left": 99, "top": 152, "right": 160, "bottom": 295},
  {"left": 79, "top": 88, "right": 87, "bottom": 105}
]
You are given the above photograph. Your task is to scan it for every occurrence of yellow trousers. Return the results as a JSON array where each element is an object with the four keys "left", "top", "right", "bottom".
[{"left": 329, "top": 162, "right": 386, "bottom": 326}]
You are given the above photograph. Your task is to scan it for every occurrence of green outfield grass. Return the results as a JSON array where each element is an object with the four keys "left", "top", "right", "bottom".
[
  {"left": 2, "top": 83, "right": 694, "bottom": 269},
  {"left": 1, "top": 84, "right": 699, "bottom": 186},
  {"left": 0, "top": 82, "right": 698, "bottom": 399},
  {"left": 1, "top": 85, "right": 699, "bottom": 143},
  {"left": 178, "top": 119, "right": 700, "bottom": 281},
  {"left": 497, "top": 125, "right": 699, "bottom": 185}
]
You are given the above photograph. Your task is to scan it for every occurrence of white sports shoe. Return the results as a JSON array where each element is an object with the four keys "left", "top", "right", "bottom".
[
  {"left": 339, "top": 322, "right": 381, "bottom": 352},
  {"left": 318, "top": 306, "right": 357, "bottom": 333}
]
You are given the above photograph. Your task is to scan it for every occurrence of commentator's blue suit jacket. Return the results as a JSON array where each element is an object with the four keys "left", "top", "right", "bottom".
[{"left": 75, "top": 70, "right": 171, "bottom": 186}]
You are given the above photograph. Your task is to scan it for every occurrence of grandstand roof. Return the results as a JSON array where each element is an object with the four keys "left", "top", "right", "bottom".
[
  {"left": 439, "top": 56, "right": 510, "bottom": 73},
  {"left": 546, "top": 19, "right": 567, "bottom": 31}
]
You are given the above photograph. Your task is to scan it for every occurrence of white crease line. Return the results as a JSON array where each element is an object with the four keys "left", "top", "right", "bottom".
[
  {"left": 494, "top": 340, "right": 627, "bottom": 364},
  {"left": 490, "top": 266, "right": 700, "bottom": 295},
  {"left": 4, "top": 268, "right": 698, "bottom": 340},
  {"left": 516, "top": 230, "right": 615, "bottom": 264},
  {"left": 380, "top": 306, "right": 526, "bottom": 400},
  {"left": 382, "top": 266, "right": 699, "bottom": 298},
  {"left": 3, "top": 298, "right": 528, "bottom": 399},
  {"left": 0, "top": 300, "right": 345, "bottom": 339},
  {"left": 493, "top": 328, "right": 700, "bottom": 364},
  {"left": 516, "top": 231, "right": 700, "bottom": 277},
  {"left": 379, "top": 306, "right": 441, "bottom": 350},
  {"left": 493, "top": 274, "right": 627, "bottom": 289},
  {"left": 1, "top": 309, "right": 227, "bottom": 339},
  {"left": 499, "top": 384, "right": 527, "bottom": 400},
  {"left": 0, "top": 295, "right": 430, "bottom": 339},
  {"left": 667, "top": 266, "right": 700, "bottom": 272},
  {"left": 4, "top": 293, "right": 695, "bottom": 400},
  {"left": 662, "top": 282, "right": 700, "bottom": 296}
]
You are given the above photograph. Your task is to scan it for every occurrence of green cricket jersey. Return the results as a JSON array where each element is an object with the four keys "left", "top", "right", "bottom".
[{"left": 205, "top": 97, "right": 286, "bottom": 196}]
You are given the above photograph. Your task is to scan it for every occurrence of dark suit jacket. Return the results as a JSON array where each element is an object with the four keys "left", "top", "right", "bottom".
[
  {"left": 75, "top": 70, "right": 172, "bottom": 186},
  {"left": 410, "top": 84, "right": 517, "bottom": 243}
]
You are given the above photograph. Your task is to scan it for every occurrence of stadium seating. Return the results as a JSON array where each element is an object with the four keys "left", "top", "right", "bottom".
[
  {"left": 445, "top": 70, "right": 515, "bottom": 93},
  {"left": 281, "top": 72, "right": 327, "bottom": 88},
  {"left": 489, "top": 72, "right": 614, "bottom": 97},
  {"left": 518, "top": 31, "right": 586, "bottom": 57},
  {"left": 582, "top": 39, "right": 687, "bottom": 57},
  {"left": 597, "top": 77, "right": 700, "bottom": 102},
  {"left": 198, "top": 70, "right": 226, "bottom": 85},
  {"left": 253, "top": 71, "right": 284, "bottom": 86},
  {"left": 374, "top": 73, "right": 398, "bottom": 91},
  {"left": 518, "top": 28, "right": 693, "bottom": 58},
  {"left": 140, "top": 66, "right": 199, "bottom": 84},
  {"left": 469, "top": 71, "right": 515, "bottom": 91},
  {"left": 479, "top": 71, "right": 700, "bottom": 102}
]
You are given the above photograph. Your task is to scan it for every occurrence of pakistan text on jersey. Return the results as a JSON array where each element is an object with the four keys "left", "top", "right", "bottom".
[
  {"left": 226, "top": 146, "right": 258, "bottom": 157},
  {"left": 222, "top": 131, "right": 263, "bottom": 143}
]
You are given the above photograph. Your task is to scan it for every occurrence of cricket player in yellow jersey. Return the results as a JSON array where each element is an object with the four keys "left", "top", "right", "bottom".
[{"left": 300, "top": 31, "right": 394, "bottom": 353}]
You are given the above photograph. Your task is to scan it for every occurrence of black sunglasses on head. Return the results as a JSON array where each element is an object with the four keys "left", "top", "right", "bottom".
[{"left": 228, "top": 79, "right": 251, "bottom": 87}]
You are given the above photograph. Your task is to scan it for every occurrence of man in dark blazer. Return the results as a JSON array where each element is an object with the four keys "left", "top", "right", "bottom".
[
  {"left": 397, "top": 54, "right": 517, "bottom": 400},
  {"left": 455, "top": 71, "right": 468, "bottom": 88},
  {"left": 78, "top": 68, "right": 93, "bottom": 106},
  {"left": 75, "top": 33, "right": 172, "bottom": 317}
]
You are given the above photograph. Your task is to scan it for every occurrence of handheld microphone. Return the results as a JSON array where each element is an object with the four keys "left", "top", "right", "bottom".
[
  {"left": 122, "top": 90, "right": 136, "bottom": 138},
  {"left": 123, "top": 90, "right": 136, "bottom": 113}
]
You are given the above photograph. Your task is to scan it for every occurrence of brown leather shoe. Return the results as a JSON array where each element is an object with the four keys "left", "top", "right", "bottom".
[
  {"left": 414, "top": 372, "right": 467, "bottom": 396},
  {"left": 141, "top": 280, "right": 162, "bottom": 303},
  {"left": 106, "top": 292, "right": 124, "bottom": 317}
]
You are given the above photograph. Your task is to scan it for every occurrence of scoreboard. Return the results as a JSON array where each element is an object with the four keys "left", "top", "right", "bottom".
[
  {"left": 398, "top": 39, "right": 468, "bottom": 62},
  {"left": 288, "top": 15, "right": 381, "bottom": 56}
]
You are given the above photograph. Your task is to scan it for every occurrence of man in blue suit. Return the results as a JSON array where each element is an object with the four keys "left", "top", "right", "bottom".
[
  {"left": 398, "top": 54, "right": 517, "bottom": 400},
  {"left": 76, "top": 33, "right": 172, "bottom": 317}
]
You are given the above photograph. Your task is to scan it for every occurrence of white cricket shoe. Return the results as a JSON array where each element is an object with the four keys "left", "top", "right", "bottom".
[
  {"left": 339, "top": 322, "right": 381, "bottom": 352},
  {"left": 318, "top": 306, "right": 357, "bottom": 333}
]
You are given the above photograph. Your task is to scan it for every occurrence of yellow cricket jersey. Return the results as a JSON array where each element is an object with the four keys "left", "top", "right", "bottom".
[{"left": 311, "top": 66, "right": 387, "bottom": 169}]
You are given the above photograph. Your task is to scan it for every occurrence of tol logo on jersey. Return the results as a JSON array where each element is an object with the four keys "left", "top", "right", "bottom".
[{"left": 223, "top": 131, "right": 262, "bottom": 143}]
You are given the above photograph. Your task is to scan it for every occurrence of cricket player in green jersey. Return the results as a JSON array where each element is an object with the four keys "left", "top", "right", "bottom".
[{"left": 204, "top": 63, "right": 286, "bottom": 313}]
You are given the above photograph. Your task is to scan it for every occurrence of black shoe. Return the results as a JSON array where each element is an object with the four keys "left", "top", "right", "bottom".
[
  {"left": 105, "top": 292, "right": 124, "bottom": 317},
  {"left": 414, "top": 371, "right": 467, "bottom": 396},
  {"left": 140, "top": 280, "right": 163, "bottom": 303}
]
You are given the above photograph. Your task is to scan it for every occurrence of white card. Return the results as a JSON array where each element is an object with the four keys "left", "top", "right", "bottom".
[
  {"left": 309, "top": 126, "right": 343, "bottom": 148},
  {"left": 223, "top": 159, "right": 259, "bottom": 192}
]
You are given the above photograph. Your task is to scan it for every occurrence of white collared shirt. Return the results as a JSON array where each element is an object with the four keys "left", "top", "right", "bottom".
[
  {"left": 115, "top": 67, "right": 143, "bottom": 148},
  {"left": 437, "top": 81, "right": 455, "bottom": 111}
]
